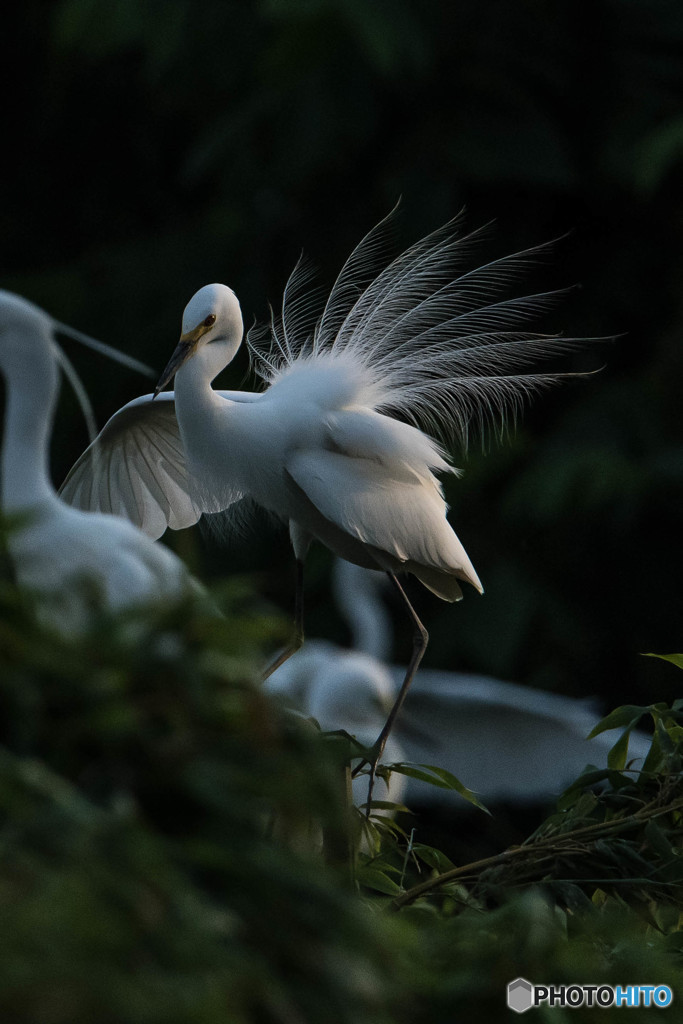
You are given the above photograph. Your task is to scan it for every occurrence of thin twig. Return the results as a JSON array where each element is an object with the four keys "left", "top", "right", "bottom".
[{"left": 390, "top": 793, "right": 683, "bottom": 910}]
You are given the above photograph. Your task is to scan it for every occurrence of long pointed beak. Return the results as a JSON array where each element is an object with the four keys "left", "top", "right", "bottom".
[{"left": 153, "top": 332, "right": 198, "bottom": 397}]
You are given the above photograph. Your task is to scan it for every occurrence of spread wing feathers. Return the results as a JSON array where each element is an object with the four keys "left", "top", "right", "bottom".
[
  {"left": 59, "top": 393, "right": 243, "bottom": 539},
  {"left": 59, "top": 394, "right": 200, "bottom": 539},
  {"left": 247, "top": 209, "right": 589, "bottom": 449}
]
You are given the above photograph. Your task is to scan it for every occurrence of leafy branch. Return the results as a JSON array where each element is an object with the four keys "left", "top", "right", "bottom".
[
  {"left": 389, "top": 680, "right": 683, "bottom": 912},
  {"left": 391, "top": 789, "right": 683, "bottom": 910}
]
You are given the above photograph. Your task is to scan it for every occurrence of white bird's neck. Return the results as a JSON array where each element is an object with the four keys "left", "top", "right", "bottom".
[
  {"left": 174, "top": 351, "right": 228, "bottom": 418},
  {"left": 173, "top": 352, "right": 237, "bottom": 473},
  {"left": 1, "top": 342, "right": 59, "bottom": 513}
]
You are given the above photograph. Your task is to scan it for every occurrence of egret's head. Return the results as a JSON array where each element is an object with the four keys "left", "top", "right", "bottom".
[{"left": 155, "top": 283, "right": 243, "bottom": 396}]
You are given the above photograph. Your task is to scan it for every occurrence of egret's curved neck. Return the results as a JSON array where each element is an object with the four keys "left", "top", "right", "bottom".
[
  {"left": 173, "top": 339, "right": 240, "bottom": 418},
  {"left": 171, "top": 344, "right": 255, "bottom": 502},
  {"left": 1, "top": 340, "right": 58, "bottom": 512},
  {"left": 174, "top": 349, "right": 218, "bottom": 400},
  {"left": 173, "top": 347, "right": 235, "bottom": 472}
]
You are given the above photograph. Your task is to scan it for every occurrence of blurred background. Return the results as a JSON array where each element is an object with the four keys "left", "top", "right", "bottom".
[{"left": 3, "top": 0, "right": 683, "bottom": 710}]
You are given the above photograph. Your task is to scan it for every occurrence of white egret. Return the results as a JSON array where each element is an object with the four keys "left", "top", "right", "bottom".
[
  {"left": 60, "top": 211, "right": 588, "bottom": 759},
  {"left": 398, "top": 669, "right": 652, "bottom": 805},
  {"left": 269, "top": 561, "right": 651, "bottom": 807},
  {"left": 0, "top": 291, "right": 197, "bottom": 633},
  {"left": 266, "top": 563, "right": 405, "bottom": 812},
  {"left": 267, "top": 639, "right": 408, "bottom": 810}
]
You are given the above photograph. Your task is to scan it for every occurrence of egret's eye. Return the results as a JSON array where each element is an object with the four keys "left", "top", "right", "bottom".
[{"left": 204, "top": 314, "right": 217, "bottom": 328}]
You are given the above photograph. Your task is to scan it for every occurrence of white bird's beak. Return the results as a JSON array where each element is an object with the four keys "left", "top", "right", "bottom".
[{"left": 154, "top": 327, "right": 203, "bottom": 397}]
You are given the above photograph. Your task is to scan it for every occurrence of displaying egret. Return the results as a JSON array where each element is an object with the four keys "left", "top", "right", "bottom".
[
  {"left": 60, "top": 211, "right": 588, "bottom": 759},
  {"left": 0, "top": 291, "right": 197, "bottom": 633}
]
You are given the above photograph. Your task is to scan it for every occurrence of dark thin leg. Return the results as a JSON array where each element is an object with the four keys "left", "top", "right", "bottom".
[
  {"left": 262, "top": 559, "right": 305, "bottom": 681},
  {"left": 352, "top": 573, "right": 429, "bottom": 809}
]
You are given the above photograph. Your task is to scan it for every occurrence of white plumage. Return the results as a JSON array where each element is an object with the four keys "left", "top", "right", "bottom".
[
  {"left": 62, "top": 292, "right": 481, "bottom": 601},
  {"left": 399, "top": 669, "right": 651, "bottom": 805},
  {"left": 268, "top": 561, "right": 651, "bottom": 807},
  {"left": 248, "top": 212, "right": 578, "bottom": 450},
  {"left": 266, "top": 639, "right": 408, "bottom": 810},
  {"left": 0, "top": 291, "right": 197, "bottom": 633},
  {"left": 60, "top": 213, "right": 582, "bottom": 595},
  {"left": 59, "top": 213, "right": 587, "bottom": 751}
]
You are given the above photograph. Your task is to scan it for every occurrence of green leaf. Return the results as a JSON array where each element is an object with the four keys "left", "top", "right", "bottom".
[
  {"left": 644, "top": 821, "right": 675, "bottom": 861},
  {"left": 412, "top": 844, "right": 456, "bottom": 873},
  {"left": 389, "top": 763, "right": 490, "bottom": 813},
  {"left": 586, "top": 705, "right": 648, "bottom": 738},
  {"left": 607, "top": 729, "right": 631, "bottom": 770},
  {"left": 558, "top": 768, "right": 611, "bottom": 807},
  {"left": 654, "top": 717, "right": 676, "bottom": 755},
  {"left": 355, "top": 866, "right": 403, "bottom": 895},
  {"left": 567, "top": 791, "right": 600, "bottom": 823},
  {"left": 642, "top": 653, "right": 683, "bottom": 671},
  {"left": 641, "top": 729, "right": 663, "bottom": 775},
  {"left": 363, "top": 800, "right": 412, "bottom": 814},
  {"left": 356, "top": 814, "right": 382, "bottom": 857}
]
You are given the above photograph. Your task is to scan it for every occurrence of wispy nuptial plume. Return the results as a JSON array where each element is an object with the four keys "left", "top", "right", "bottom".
[{"left": 248, "top": 208, "right": 591, "bottom": 451}]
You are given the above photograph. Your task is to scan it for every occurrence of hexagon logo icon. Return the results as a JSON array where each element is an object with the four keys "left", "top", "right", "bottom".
[{"left": 507, "top": 978, "right": 534, "bottom": 1014}]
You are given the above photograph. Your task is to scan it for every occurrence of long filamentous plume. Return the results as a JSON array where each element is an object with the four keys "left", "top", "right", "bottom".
[{"left": 247, "top": 209, "right": 590, "bottom": 451}]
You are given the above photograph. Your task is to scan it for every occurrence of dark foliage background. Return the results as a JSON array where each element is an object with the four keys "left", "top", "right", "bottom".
[{"left": 3, "top": 0, "right": 683, "bottom": 705}]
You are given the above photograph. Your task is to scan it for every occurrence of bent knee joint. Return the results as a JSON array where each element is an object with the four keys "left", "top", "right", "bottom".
[{"left": 413, "top": 624, "right": 429, "bottom": 648}]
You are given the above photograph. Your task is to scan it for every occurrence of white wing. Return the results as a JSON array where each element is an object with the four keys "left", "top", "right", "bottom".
[
  {"left": 284, "top": 410, "right": 482, "bottom": 599},
  {"left": 398, "top": 669, "right": 652, "bottom": 804},
  {"left": 59, "top": 391, "right": 258, "bottom": 539}
]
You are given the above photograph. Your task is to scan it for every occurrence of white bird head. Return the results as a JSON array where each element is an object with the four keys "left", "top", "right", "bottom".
[{"left": 155, "top": 283, "right": 243, "bottom": 395}]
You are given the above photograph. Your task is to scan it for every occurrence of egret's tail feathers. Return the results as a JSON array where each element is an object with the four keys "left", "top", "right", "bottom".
[
  {"left": 408, "top": 569, "right": 462, "bottom": 602},
  {"left": 404, "top": 564, "right": 466, "bottom": 603},
  {"left": 247, "top": 210, "right": 596, "bottom": 451}
]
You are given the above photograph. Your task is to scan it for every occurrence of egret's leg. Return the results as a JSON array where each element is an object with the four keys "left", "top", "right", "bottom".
[
  {"left": 352, "top": 573, "right": 429, "bottom": 807},
  {"left": 262, "top": 559, "right": 305, "bottom": 681}
]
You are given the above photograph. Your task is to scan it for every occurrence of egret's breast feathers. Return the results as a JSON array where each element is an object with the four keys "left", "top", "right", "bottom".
[{"left": 264, "top": 350, "right": 386, "bottom": 410}]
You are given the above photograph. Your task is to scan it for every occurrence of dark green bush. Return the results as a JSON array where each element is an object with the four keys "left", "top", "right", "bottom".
[{"left": 1, "top": 569, "right": 682, "bottom": 1023}]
